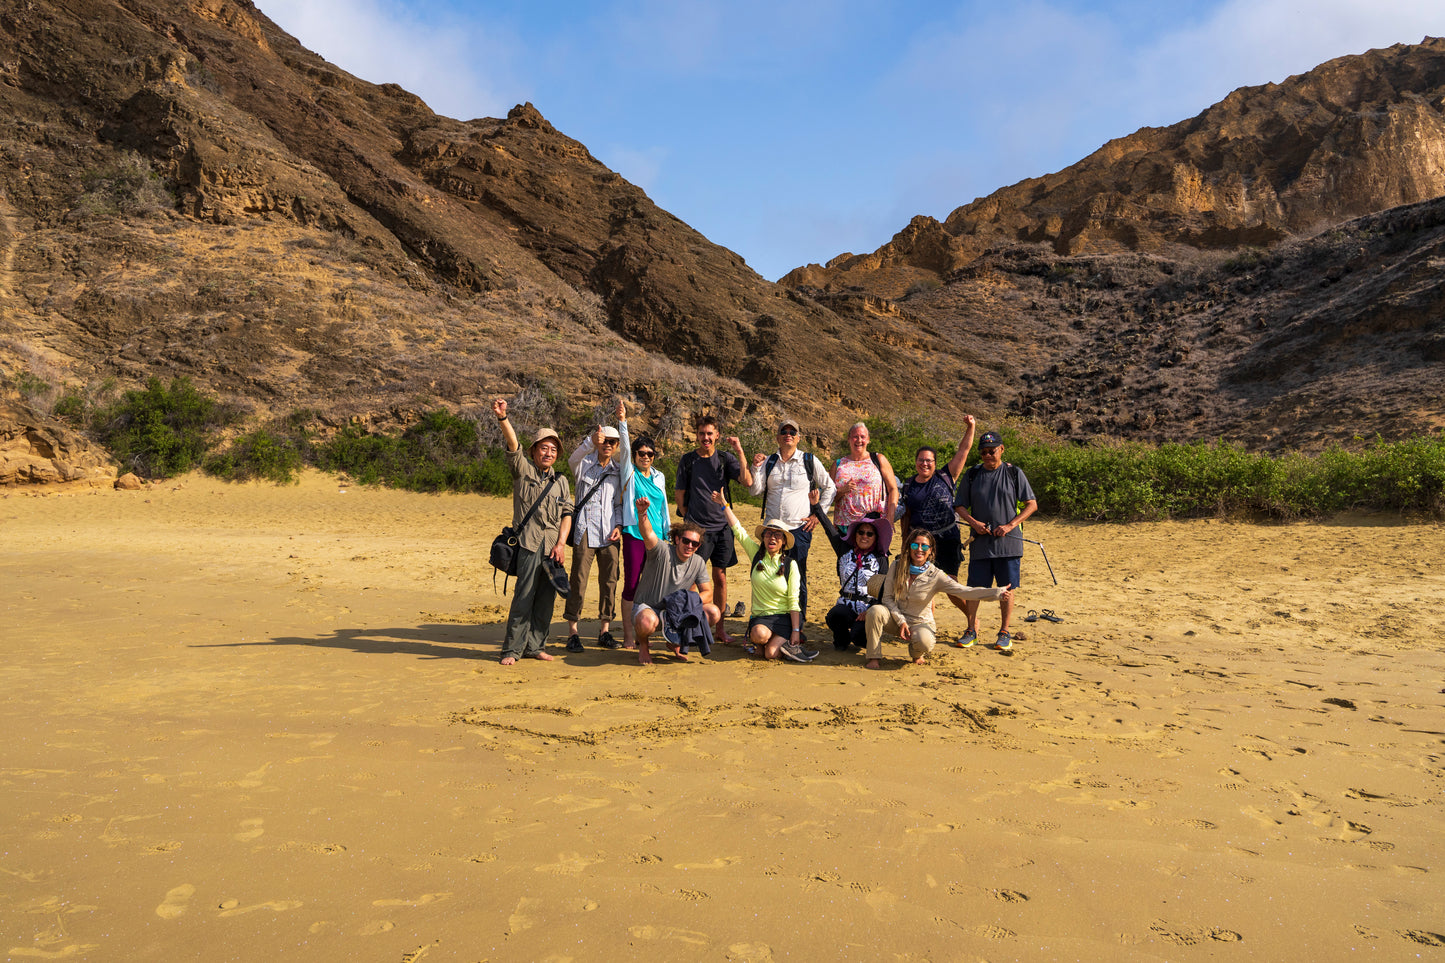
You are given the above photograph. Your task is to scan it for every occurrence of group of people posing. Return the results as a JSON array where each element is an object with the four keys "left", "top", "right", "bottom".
[{"left": 491, "top": 398, "right": 1038, "bottom": 668}]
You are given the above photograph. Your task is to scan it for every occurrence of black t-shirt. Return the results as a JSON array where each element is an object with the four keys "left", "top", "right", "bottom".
[{"left": 678, "top": 450, "right": 741, "bottom": 532}]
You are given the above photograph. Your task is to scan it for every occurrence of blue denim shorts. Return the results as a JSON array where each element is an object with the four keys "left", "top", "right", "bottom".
[{"left": 967, "top": 556, "right": 1021, "bottom": 589}]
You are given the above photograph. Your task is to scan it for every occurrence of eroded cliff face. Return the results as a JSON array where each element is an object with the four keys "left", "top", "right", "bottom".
[
  {"left": 787, "top": 38, "right": 1445, "bottom": 298},
  {"left": 2, "top": 0, "right": 966, "bottom": 449},
  {"left": 1, "top": 4, "right": 1441, "bottom": 467}
]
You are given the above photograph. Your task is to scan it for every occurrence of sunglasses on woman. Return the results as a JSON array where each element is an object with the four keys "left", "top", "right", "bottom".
[
  {"left": 909, "top": 542, "right": 930, "bottom": 551},
  {"left": 635, "top": 450, "right": 656, "bottom": 458}
]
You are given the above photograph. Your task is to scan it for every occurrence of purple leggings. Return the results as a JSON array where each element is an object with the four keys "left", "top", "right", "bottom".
[{"left": 621, "top": 533, "right": 647, "bottom": 603}]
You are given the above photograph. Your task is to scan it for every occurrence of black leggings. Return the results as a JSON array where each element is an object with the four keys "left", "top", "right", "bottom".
[{"left": 825, "top": 603, "right": 867, "bottom": 650}]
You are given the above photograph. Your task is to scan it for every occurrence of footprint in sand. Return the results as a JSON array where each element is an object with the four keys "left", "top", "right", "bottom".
[
  {"left": 217, "top": 899, "right": 303, "bottom": 918},
  {"left": 672, "top": 857, "right": 737, "bottom": 870},
  {"left": 630, "top": 924, "right": 709, "bottom": 945},
  {"left": 155, "top": 884, "right": 195, "bottom": 919},
  {"left": 989, "top": 889, "right": 1030, "bottom": 903},
  {"left": 535, "top": 852, "right": 602, "bottom": 875},
  {"left": 1149, "top": 919, "right": 1242, "bottom": 944},
  {"left": 373, "top": 892, "right": 453, "bottom": 907},
  {"left": 9, "top": 946, "right": 102, "bottom": 959},
  {"left": 233, "top": 818, "right": 264, "bottom": 841},
  {"left": 507, "top": 897, "right": 540, "bottom": 934},
  {"left": 865, "top": 887, "right": 900, "bottom": 922},
  {"left": 726, "top": 943, "right": 775, "bottom": 962},
  {"left": 358, "top": 920, "right": 395, "bottom": 935}
]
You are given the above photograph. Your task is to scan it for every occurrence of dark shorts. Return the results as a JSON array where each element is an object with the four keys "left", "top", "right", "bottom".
[
  {"left": 697, "top": 525, "right": 737, "bottom": 570},
  {"left": 932, "top": 525, "right": 963, "bottom": 578},
  {"left": 748, "top": 613, "right": 793, "bottom": 640},
  {"left": 967, "top": 556, "right": 1021, "bottom": 590}
]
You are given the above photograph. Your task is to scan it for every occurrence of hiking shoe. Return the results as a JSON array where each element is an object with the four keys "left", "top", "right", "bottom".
[
  {"left": 731, "top": 602, "right": 746, "bottom": 617},
  {"left": 779, "top": 642, "right": 816, "bottom": 663},
  {"left": 952, "top": 628, "right": 977, "bottom": 648},
  {"left": 598, "top": 631, "right": 622, "bottom": 649},
  {"left": 993, "top": 632, "right": 1013, "bottom": 653},
  {"left": 566, "top": 633, "right": 584, "bottom": 653}
]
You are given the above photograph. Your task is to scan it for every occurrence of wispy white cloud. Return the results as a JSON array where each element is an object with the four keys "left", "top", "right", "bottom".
[
  {"left": 261, "top": 0, "right": 520, "bottom": 120},
  {"left": 875, "top": 0, "right": 1445, "bottom": 222}
]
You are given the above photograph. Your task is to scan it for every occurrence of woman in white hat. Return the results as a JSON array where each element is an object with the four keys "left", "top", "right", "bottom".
[{"left": 708, "top": 491, "right": 815, "bottom": 662}]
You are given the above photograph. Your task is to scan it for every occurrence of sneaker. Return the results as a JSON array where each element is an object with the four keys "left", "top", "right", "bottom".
[
  {"left": 566, "top": 633, "right": 584, "bottom": 653},
  {"left": 731, "top": 602, "right": 746, "bottom": 617},
  {"left": 597, "top": 631, "right": 622, "bottom": 649},
  {"left": 779, "top": 642, "right": 817, "bottom": 663},
  {"left": 951, "top": 628, "right": 977, "bottom": 648},
  {"left": 993, "top": 632, "right": 1013, "bottom": 653}
]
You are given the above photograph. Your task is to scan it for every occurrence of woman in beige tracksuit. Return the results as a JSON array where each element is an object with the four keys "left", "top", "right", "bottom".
[{"left": 864, "top": 529, "right": 1011, "bottom": 668}]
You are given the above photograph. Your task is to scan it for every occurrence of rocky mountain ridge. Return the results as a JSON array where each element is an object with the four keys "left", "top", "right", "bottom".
[{"left": 1, "top": 3, "right": 1442, "bottom": 486}]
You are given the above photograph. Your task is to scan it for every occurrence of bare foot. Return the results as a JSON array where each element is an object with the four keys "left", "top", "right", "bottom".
[
  {"left": 713, "top": 630, "right": 736, "bottom": 645},
  {"left": 912, "top": 656, "right": 927, "bottom": 665},
  {"left": 667, "top": 643, "right": 688, "bottom": 661},
  {"left": 499, "top": 656, "right": 517, "bottom": 666},
  {"left": 533, "top": 651, "right": 555, "bottom": 661},
  {"left": 865, "top": 659, "right": 881, "bottom": 670}
]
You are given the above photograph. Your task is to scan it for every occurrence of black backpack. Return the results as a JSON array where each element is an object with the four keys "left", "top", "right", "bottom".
[{"left": 762, "top": 450, "right": 819, "bottom": 499}]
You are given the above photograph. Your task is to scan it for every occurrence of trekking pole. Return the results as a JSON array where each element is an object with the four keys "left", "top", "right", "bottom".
[{"left": 1018, "top": 525, "right": 1057, "bottom": 585}]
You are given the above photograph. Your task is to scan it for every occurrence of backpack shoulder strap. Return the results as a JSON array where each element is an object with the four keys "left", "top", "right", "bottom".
[
  {"left": 803, "top": 451, "right": 817, "bottom": 491},
  {"left": 870, "top": 451, "right": 880, "bottom": 472},
  {"left": 763, "top": 452, "right": 779, "bottom": 494},
  {"left": 677, "top": 451, "right": 696, "bottom": 492}
]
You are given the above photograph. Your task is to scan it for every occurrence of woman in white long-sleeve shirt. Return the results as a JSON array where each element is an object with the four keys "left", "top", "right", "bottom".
[{"left": 864, "top": 530, "right": 1010, "bottom": 669}]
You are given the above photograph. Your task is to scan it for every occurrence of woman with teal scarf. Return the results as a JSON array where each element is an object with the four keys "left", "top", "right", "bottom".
[{"left": 617, "top": 399, "right": 669, "bottom": 649}]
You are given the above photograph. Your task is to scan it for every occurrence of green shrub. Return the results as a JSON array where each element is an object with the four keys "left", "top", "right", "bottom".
[
  {"left": 92, "top": 376, "right": 238, "bottom": 478},
  {"left": 205, "top": 427, "right": 309, "bottom": 484},
  {"left": 315, "top": 409, "right": 519, "bottom": 495}
]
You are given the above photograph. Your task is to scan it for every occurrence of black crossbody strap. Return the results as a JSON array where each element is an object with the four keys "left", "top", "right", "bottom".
[
  {"left": 515, "top": 474, "right": 558, "bottom": 536},
  {"left": 572, "top": 463, "right": 614, "bottom": 516}
]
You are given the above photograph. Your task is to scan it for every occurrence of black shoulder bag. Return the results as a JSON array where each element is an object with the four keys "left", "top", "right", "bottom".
[{"left": 490, "top": 474, "right": 558, "bottom": 594}]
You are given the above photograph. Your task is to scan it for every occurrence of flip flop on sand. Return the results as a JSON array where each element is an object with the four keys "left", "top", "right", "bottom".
[
  {"left": 1040, "top": 610, "right": 1064, "bottom": 623},
  {"left": 1024, "top": 610, "right": 1040, "bottom": 622}
]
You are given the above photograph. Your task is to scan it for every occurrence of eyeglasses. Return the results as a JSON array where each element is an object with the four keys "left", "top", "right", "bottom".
[
  {"left": 777, "top": 428, "right": 798, "bottom": 436},
  {"left": 600, "top": 439, "right": 618, "bottom": 446},
  {"left": 980, "top": 446, "right": 1001, "bottom": 454},
  {"left": 762, "top": 529, "right": 786, "bottom": 539},
  {"left": 908, "top": 542, "right": 931, "bottom": 551},
  {"left": 635, "top": 450, "right": 656, "bottom": 458},
  {"left": 854, "top": 529, "right": 876, "bottom": 539},
  {"left": 676, "top": 536, "right": 701, "bottom": 548}
]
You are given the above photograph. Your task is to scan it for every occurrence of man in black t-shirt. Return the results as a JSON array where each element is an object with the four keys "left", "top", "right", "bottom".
[{"left": 674, "top": 415, "right": 753, "bottom": 643}]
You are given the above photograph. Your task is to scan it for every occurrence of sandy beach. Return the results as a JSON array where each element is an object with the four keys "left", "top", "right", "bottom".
[{"left": 1, "top": 471, "right": 1441, "bottom": 961}]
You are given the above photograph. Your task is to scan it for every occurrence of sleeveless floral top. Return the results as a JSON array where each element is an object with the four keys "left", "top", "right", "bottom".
[{"left": 834, "top": 455, "right": 884, "bottom": 528}]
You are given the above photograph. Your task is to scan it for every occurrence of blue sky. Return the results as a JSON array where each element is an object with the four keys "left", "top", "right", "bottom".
[{"left": 262, "top": 1, "right": 1441, "bottom": 280}]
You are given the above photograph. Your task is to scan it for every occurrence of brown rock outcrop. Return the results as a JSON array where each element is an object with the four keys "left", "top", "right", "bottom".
[
  {"left": 0, "top": 403, "right": 117, "bottom": 486},
  {"left": 790, "top": 38, "right": 1445, "bottom": 297}
]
